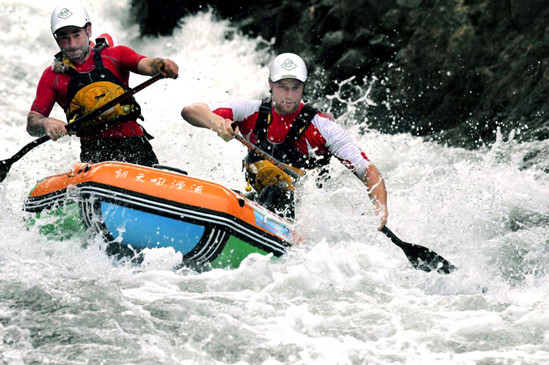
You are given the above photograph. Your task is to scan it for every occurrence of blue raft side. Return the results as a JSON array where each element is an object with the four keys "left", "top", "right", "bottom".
[{"left": 101, "top": 202, "right": 206, "bottom": 254}]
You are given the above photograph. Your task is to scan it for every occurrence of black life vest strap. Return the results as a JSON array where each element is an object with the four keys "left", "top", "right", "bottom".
[
  {"left": 54, "top": 38, "right": 108, "bottom": 77},
  {"left": 247, "top": 100, "right": 331, "bottom": 168},
  {"left": 284, "top": 104, "right": 318, "bottom": 144},
  {"left": 93, "top": 37, "right": 109, "bottom": 51},
  {"left": 61, "top": 39, "right": 119, "bottom": 103},
  {"left": 254, "top": 100, "right": 317, "bottom": 148},
  {"left": 253, "top": 98, "right": 273, "bottom": 145},
  {"left": 58, "top": 39, "right": 144, "bottom": 136}
]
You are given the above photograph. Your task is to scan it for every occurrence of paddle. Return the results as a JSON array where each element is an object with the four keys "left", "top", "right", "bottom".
[
  {"left": 233, "top": 132, "right": 302, "bottom": 179},
  {"left": 0, "top": 73, "right": 164, "bottom": 183},
  {"left": 380, "top": 226, "right": 456, "bottom": 274},
  {"left": 231, "top": 127, "right": 457, "bottom": 274}
]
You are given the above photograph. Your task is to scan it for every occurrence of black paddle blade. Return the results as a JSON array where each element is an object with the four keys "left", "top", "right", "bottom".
[
  {"left": 381, "top": 226, "right": 457, "bottom": 274},
  {"left": 0, "top": 136, "right": 50, "bottom": 184},
  {"left": 0, "top": 159, "right": 12, "bottom": 183},
  {"left": 399, "top": 241, "right": 457, "bottom": 274}
]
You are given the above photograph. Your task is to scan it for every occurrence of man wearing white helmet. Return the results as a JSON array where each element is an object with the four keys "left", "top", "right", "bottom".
[
  {"left": 27, "top": 1, "right": 179, "bottom": 166},
  {"left": 181, "top": 53, "right": 388, "bottom": 229}
]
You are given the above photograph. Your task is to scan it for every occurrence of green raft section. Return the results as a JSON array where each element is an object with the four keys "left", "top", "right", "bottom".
[
  {"left": 210, "top": 235, "right": 269, "bottom": 269},
  {"left": 26, "top": 202, "right": 86, "bottom": 241},
  {"left": 26, "top": 201, "right": 272, "bottom": 269}
]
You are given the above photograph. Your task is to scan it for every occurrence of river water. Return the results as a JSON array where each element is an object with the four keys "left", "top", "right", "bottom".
[{"left": 1, "top": 1, "right": 548, "bottom": 364}]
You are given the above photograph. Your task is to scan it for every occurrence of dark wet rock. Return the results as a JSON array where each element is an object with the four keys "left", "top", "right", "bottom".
[
  {"left": 131, "top": 0, "right": 549, "bottom": 148},
  {"left": 333, "top": 49, "right": 374, "bottom": 80},
  {"left": 381, "top": 8, "right": 405, "bottom": 31},
  {"left": 397, "top": 0, "right": 423, "bottom": 9},
  {"left": 130, "top": 0, "right": 193, "bottom": 36},
  {"left": 510, "top": 0, "right": 546, "bottom": 27}
]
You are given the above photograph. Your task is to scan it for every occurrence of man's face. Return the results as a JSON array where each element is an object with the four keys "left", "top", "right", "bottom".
[
  {"left": 270, "top": 78, "right": 304, "bottom": 115},
  {"left": 55, "top": 25, "right": 91, "bottom": 63}
]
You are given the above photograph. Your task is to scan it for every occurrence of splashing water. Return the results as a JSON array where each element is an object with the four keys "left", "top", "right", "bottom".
[
  {"left": 0, "top": 1, "right": 548, "bottom": 364},
  {"left": 324, "top": 75, "right": 377, "bottom": 124}
]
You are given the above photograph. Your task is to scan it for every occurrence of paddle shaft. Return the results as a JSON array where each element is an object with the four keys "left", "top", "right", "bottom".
[
  {"left": 66, "top": 73, "right": 164, "bottom": 133},
  {"left": 0, "top": 73, "right": 164, "bottom": 181},
  {"left": 233, "top": 133, "right": 302, "bottom": 180},
  {"left": 380, "top": 226, "right": 406, "bottom": 249}
]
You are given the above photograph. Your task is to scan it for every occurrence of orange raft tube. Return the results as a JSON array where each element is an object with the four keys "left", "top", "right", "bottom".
[{"left": 24, "top": 162, "right": 296, "bottom": 269}]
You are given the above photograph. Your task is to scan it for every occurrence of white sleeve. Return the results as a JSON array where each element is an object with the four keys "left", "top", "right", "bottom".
[
  {"left": 313, "top": 117, "right": 371, "bottom": 180},
  {"left": 208, "top": 99, "right": 262, "bottom": 122}
]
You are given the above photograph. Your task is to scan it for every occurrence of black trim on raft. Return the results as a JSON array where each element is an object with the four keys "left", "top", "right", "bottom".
[
  {"left": 78, "top": 196, "right": 231, "bottom": 264},
  {"left": 75, "top": 183, "right": 291, "bottom": 256},
  {"left": 24, "top": 181, "right": 293, "bottom": 263},
  {"left": 76, "top": 197, "right": 141, "bottom": 262},
  {"left": 24, "top": 188, "right": 69, "bottom": 212}
]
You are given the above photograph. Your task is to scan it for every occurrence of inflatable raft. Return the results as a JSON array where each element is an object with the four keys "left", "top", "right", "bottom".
[{"left": 24, "top": 162, "right": 296, "bottom": 269}]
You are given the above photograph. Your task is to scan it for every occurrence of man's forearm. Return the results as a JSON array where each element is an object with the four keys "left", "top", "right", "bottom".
[
  {"left": 364, "top": 164, "right": 387, "bottom": 209},
  {"left": 137, "top": 57, "right": 163, "bottom": 76},
  {"left": 27, "top": 111, "right": 47, "bottom": 136},
  {"left": 181, "top": 103, "right": 223, "bottom": 130}
]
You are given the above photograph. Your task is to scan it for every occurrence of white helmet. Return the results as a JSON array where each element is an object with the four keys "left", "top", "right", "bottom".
[
  {"left": 51, "top": 1, "right": 91, "bottom": 35},
  {"left": 269, "top": 53, "right": 308, "bottom": 83}
]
